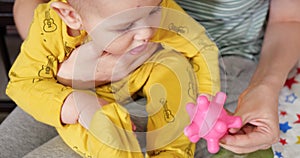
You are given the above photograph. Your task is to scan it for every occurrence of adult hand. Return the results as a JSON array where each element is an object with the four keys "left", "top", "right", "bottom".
[{"left": 220, "top": 83, "right": 279, "bottom": 154}]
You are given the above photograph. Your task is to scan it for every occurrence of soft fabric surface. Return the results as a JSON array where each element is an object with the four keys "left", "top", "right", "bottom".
[{"left": 272, "top": 65, "right": 300, "bottom": 158}]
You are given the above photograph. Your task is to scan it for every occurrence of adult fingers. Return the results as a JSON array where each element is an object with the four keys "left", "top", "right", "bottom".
[
  {"left": 220, "top": 142, "right": 270, "bottom": 154},
  {"left": 220, "top": 128, "right": 275, "bottom": 153}
]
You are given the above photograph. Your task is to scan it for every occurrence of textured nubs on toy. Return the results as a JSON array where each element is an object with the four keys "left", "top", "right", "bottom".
[{"left": 184, "top": 92, "right": 242, "bottom": 154}]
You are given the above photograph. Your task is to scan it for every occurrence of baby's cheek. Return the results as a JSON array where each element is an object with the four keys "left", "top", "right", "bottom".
[{"left": 107, "top": 32, "right": 135, "bottom": 55}]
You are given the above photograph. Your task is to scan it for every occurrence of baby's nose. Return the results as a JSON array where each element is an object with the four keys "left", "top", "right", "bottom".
[{"left": 134, "top": 27, "right": 153, "bottom": 42}]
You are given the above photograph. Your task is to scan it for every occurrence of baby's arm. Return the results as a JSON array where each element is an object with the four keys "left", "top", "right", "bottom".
[
  {"left": 7, "top": 3, "right": 105, "bottom": 128},
  {"left": 152, "top": 0, "right": 220, "bottom": 95},
  {"left": 6, "top": 4, "right": 70, "bottom": 127}
]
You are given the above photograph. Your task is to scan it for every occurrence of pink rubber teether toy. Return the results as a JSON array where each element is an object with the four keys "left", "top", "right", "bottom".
[{"left": 184, "top": 92, "right": 242, "bottom": 153}]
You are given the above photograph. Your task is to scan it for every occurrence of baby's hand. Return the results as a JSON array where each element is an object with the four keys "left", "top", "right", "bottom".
[
  {"left": 131, "top": 120, "right": 137, "bottom": 131},
  {"left": 57, "top": 42, "right": 155, "bottom": 89},
  {"left": 57, "top": 42, "right": 106, "bottom": 88},
  {"left": 60, "top": 93, "right": 80, "bottom": 125},
  {"left": 60, "top": 91, "right": 107, "bottom": 129}
]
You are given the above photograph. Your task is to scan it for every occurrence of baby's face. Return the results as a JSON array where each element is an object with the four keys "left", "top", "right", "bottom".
[
  {"left": 82, "top": 0, "right": 162, "bottom": 58},
  {"left": 82, "top": 0, "right": 162, "bottom": 31}
]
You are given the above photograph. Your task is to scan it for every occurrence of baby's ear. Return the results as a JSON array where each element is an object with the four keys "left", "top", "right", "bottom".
[{"left": 50, "top": 2, "right": 82, "bottom": 30}]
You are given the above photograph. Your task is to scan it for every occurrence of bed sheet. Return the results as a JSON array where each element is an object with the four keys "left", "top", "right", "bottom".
[{"left": 272, "top": 67, "right": 300, "bottom": 158}]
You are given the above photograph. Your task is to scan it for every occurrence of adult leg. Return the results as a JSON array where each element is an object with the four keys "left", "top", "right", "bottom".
[
  {"left": 23, "top": 136, "right": 80, "bottom": 158},
  {"left": 0, "top": 107, "right": 58, "bottom": 158},
  {"left": 219, "top": 56, "right": 257, "bottom": 112}
]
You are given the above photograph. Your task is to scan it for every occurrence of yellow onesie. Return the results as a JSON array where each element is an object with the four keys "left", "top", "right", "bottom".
[{"left": 6, "top": 0, "right": 220, "bottom": 157}]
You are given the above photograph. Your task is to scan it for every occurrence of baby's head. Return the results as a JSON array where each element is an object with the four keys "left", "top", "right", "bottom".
[
  {"left": 51, "top": 0, "right": 161, "bottom": 32},
  {"left": 51, "top": 0, "right": 162, "bottom": 55}
]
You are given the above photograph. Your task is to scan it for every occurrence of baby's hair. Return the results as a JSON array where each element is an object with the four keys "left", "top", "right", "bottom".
[
  {"left": 67, "top": 0, "right": 102, "bottom": 19},
  {"left": 67, "top": 0, "right": 86, "bottom": 14}
]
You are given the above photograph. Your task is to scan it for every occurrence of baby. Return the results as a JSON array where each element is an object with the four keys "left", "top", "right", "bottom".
[{"left": 6, "top": 0, "right": 220, "bottom": 157}]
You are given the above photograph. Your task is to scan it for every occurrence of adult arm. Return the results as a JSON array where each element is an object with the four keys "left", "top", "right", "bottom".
[
  {"left": 13, "top": 0, "right": 50, "bottom": 39},
  {"left": 221, "top": 0, "right": 300, "bottom": 153}
]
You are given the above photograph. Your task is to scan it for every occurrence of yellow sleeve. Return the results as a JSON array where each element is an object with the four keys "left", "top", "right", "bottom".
[
  {"left": 5, "top": 3, "right": 83, "bottom": 127},
  {"left": 152, "top": 0, "right": 220, "bottom": 95}
]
